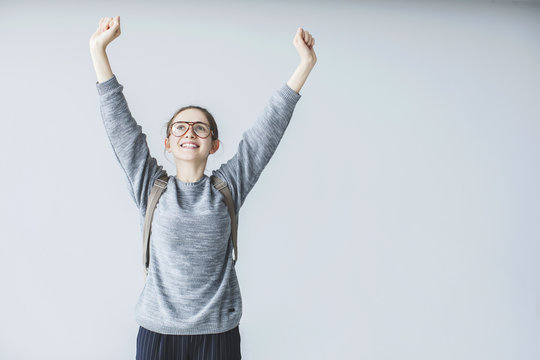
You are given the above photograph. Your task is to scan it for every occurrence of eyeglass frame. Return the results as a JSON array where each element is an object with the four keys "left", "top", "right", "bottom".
[{"left": 168, "top": 121, "right": 215, "bottom": 139}]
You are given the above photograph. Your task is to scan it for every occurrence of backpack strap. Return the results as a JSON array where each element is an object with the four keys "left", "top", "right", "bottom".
[
  {"left": 210, "top": 175, "right": 238, "bottom": 267},
  {"left": 142, "top": 172, "right": 238, "bottom": 279},
  {"left": 143, "top": 172, "right": 169, "bottom": 279}
]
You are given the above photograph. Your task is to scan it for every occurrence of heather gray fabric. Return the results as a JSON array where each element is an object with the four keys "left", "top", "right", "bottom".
[{"left": 96, "top": 74, "right": 301, "bottom": 335}]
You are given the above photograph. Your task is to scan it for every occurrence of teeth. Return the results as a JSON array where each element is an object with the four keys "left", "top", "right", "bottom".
[{"left": 182, "top": 144, "right": 198, "bottom": 148}]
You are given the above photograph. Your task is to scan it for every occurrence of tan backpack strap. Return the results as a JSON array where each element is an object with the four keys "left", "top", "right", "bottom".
[
  {"left": 143, "top": 172, "right": 169, "bottom": 278},
  {"left": 211, "top": 175, "right": 238, "bottom": 266}
]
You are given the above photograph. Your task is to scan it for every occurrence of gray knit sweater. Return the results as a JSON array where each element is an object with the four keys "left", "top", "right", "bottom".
[{"left": 96, "top": 74, "right": 301, "bottom": 335}]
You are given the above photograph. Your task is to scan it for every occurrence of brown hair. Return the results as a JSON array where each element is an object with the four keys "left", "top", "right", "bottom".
[{"left": 162, "top": 105, "right": 222, "bottom": 160}]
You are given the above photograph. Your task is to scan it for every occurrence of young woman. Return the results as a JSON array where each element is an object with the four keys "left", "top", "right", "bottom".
[{"left": 90, "top": 15, "right": 316, "bottom": 360}]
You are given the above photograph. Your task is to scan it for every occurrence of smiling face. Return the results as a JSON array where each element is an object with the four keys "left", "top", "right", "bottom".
[{"left": 165, "top": 108, "right": 220, "bottom": 163}]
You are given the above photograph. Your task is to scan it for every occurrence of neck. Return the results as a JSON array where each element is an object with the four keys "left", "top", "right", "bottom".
[{"left": 175, "top": 159, "right": 207, "bottom": 183}]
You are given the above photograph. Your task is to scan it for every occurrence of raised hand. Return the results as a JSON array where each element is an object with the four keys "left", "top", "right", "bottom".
[
  {"left": 293, "top": 27, "right": 317, "bottom": 65},
  {"left": 89, "top": 16, "right": 121, "bottom": 50}
]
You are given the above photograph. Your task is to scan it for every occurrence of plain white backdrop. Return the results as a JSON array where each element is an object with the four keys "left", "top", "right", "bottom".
[{"left": 0, "top": 0, "right": 539, "bottom": 359}]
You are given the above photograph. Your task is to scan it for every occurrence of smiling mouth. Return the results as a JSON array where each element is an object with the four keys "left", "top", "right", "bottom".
[{"left": 178, "top": 143, "right": 200, "bottom": 149}]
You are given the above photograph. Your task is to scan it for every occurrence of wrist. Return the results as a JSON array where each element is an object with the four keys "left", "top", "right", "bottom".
[
  {"left": 300, "top": 58, "right": 316, "bottom": 69},
  {"left": 89, "top": 41, "right": 107, "bottom": 54}
]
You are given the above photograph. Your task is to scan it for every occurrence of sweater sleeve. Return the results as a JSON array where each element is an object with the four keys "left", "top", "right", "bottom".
[
  {"left": 212, "top": 83, "right": 301, "bottom": 214},
  {"left": 96, "top": 74, "right": 167, "bottom": 216}
]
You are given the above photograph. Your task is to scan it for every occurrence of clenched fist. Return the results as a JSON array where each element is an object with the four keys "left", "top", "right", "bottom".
[
  {"left": 293, "top": 27, "right": 317, "bottom": 65},
  {"left": 89, "top": 16, "right": 121, "bottom": 50}
]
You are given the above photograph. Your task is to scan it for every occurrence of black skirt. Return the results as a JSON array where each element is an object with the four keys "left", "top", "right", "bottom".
[{"left": 136, "top": 324, "right": 241, "bottom": 360}]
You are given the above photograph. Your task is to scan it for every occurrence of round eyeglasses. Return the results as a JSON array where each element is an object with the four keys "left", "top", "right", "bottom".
[{"left": 169, "top": 121, "right": 213, "bottom": 139}]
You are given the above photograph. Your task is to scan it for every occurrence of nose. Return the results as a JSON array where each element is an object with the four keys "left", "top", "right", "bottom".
[{"left": 184, "top": 124, "right": 197, "bottom": 138}]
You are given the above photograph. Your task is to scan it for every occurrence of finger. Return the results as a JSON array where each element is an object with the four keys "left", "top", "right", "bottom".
[
  {"left": 297, "top": 27, "right": 304, "bottom": 40},
  {"left": 101, "top": 17, "right": 109, "bottom": 31}
]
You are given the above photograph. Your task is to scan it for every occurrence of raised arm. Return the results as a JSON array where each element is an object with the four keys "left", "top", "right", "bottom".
[
  {"left": 89, "top": 16, "right": 120, "bottom": 83},
  {"left": 286, "top": 27, "right": 317, "bottom": 94},
  {"left": 90, "top": 16, "right": 166, "bottom": 217},
  {"left": 213, "top": 27, "right": 317, "bottom": 213}
]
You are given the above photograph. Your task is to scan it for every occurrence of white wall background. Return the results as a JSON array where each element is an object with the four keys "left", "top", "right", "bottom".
[{"left": 0, "top": 0, "right": 539, "bottom": 359}]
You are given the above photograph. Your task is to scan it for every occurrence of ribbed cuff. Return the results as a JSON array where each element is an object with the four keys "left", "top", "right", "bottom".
[
  {"left": 279, "top": 83, "right": 302, "bottom": 104},
  {"left": 96, "top": 74, "right": 120, "bottom": 95}
]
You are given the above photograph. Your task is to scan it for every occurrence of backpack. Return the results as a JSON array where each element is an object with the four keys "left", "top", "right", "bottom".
[{"left": 142, "top": 172, "right": 238, "bottom": 279}]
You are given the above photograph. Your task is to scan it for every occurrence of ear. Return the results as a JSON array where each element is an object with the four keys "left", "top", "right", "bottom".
[
  {"left": 164, "top": 138, "right": 171, "bottom": 153},
  {"left": 210, "top": 139, "right": 220, "bottom": 154}
]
